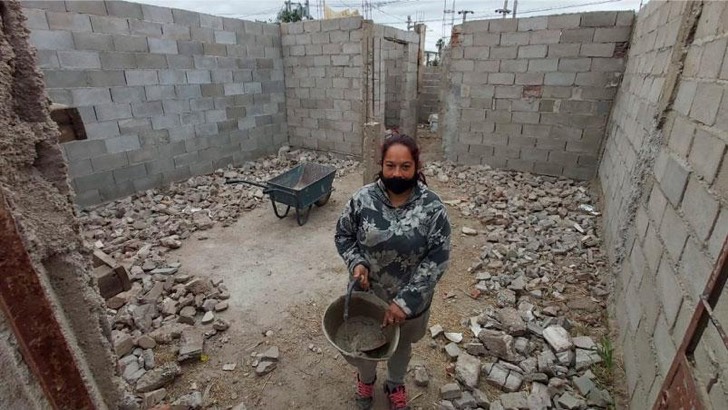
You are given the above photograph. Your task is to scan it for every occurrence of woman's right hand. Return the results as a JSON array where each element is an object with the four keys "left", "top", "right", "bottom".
[{"left": 353, "top": 264, "right": 370, "bottom": 290}]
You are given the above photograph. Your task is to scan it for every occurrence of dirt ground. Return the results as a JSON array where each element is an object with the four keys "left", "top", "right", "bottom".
[{"left": 156, "top": 129, "right": 620, "bottom": 409}]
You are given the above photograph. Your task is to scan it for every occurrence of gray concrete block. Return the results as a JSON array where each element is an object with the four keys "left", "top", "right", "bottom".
[
  {"left": 36, "top": 50, "right": 59, "bottom": 69},
  {"left": 176, "top": 84, "right": 202, "bottom": 99},
  {"left": 515, "top": 73, "right": 544, "bottom": 86},
  {"left": 204, "top": 43, "right": 228, "bottom": 56},
  {"left": 548, "top": 43, "right": 580, "bottom": 58},
  {"left": 172, "top": 8, "right": 200, "bottom": 27},
  {"left": 71, "top": 88, "right": 112, "bottom": 106},
  {"left": 177, "top": 40, "right": 203, "bottom": 56},
  {"left": 74, "top": 169, "right": 115, "bottom": 193},
  {"left": 94, "top": 103, "right": 132, "bottom": 121},
  {"left": 500, "top": 59, "right": 528, "bottom": 72},
  {"left": 90, "top": 15, "right": 129, "bottom": 35},
  {"left": 157, "top": 69, "right": 187, "bottom": 85},
  {"left": 135, "top": 53, "right": 168, "bottom": 69},
  {"left": 190, "top": 97, "right": 214, "bottom": 111},
  {"left": 547, "top": 14, "right": 581, "bottom": 29},
  {"left": 473, "top": 32, "right": 500, "bottom": 46},
  {"left": 151, "top": 114, "right": 181, "bottom": 130},
  {"left": 111, "top": 34, "right": 147, "bottom": 52},
  {"left": 118, "top": 117, "right": 152, "bottom": 134},
  {"left": 580, "top": 43, "right": 615, "bottom": 57},
  {"left": 110, "top": 86, "right": 145, "bottom": 103},
  {"left": 145, "top": 85, "right": 176, "bottom": 100},
  {"left": 527, "top": 58, "right": 558, "bottom": 72},
  {"left": 200, "top": 13, "right": 223, "bottom": 30},
  {"left": 191, "top": 26, "right": 214, "bottom": 43},
  {"left": 30, "top": 30, "right": 74, "bottom": 50},
  {"left": 562, "top": 165, "right": 594, "bottom": 180},
  {"left": 85, "top": 120, "right": 120, "bottom": 139},
  {"left": 657, "top": 153, "right": 690, "bottom": 207},
  {"left": 489, "top": 73, "right": 515, "bottom": 85},
  {"left": 489, "top": 19, "right": 518, "bottom": 33},
  {"left": 193, "top": 55, "right": 217, "bottom": 69},
  {"left": 63, "top": 139, "right": 108, "bottom": 161},
  {"left": 148, "top": 38, "right": 178, "bottom": 54},
  {"left": 680, "top": 237, "right": 714, "bottom": 299},
  {"left": 112, "top": 163, "right": 147, "bottom": 182},
  {"left": 575, "top": 72, "right": 611, "bottom": 86},
  {"left": 222, "top": 16, "right": 243, "bottom": 32},
  {"left": 106, "top": 1, "right": 143, "bottom": 19},
  {"left": 501, "top": 32, "right": 530, "bottom": 46},
  {"left": 581, "top": 11, "right": 617, "bottom": 27},
  {"left": 125, "top": 70, "right": 158, "bottom": 86},
  {"left": 490, "top": 46, "right": 518, "bottom": 59},
  {"left": 682, "top": 177, "right": 720, "bottom": 241},
  {"left": 65, "top": 1, "right": 107, "bottom": 15},
  {"left": 22, "top": 8, "right": 48, "bottom": 30},
  {"left": 44, "top": 70, "right": 88, "bottom": 88},
  {"left": 58, "top": 50, "right": 101, "bottom": 69},
  {"left": 72, "top": 32, "right": 113, "bottom": 51},
  {"left": 558, "top": 58, "right": 592, "bottom": 72},
  {"left": 99, "top": 52, "right": 136, "bottom": 69},
  {"left": 130, "top": 19, "right": 162, "bottom": 37},
  {"left": 187, "top": 70, "right": 212, "bottom": 84},
  {"left": 689, "top": 83, "right": 722, "bottom": 126},
  {"left": 518, "top": 16, "right": 547, "bottom": 32},
  {"left": 46, "top": 11, "right": 92, "bottom": 32},
  {"left": 105, "top": 134, "right": 141, "bottom": 154},
  {"left": 141, "top": 4, "right": 174, "bottom": 23},
  {"left": 689, "top": 129, "right": 725, "bottom": 183},
  {"left": 561, "top": 28, "right": 594, "bottom": 43},
  {"left": 215, "top": 30, "right": 237, "bottom": 45},
  {"left": 533, "top": 161, "right": 563, "bottom": 176},
  {"left": 709, "top": 209, "right": 728, "bottom": 260},
  {"left": 168, "top": 125, "right": 196, "bottom": 141},
  {"left": 131, "top": 101, "right": 164, "bottom": 117},
  {"left": 594, "top": 26, "right": 632, "bottom": 43},
  {"left": 201, "top": 83, "right": 224, "bottom": 97},
  {"left": 544, "top": 72, "right": 575, "bottom": 86},
  {"left": 162, "top": 99, "right": 190, "bottom": 114},
  {"left": 512, "top": 111, "right": 540, "bottom": 124}
]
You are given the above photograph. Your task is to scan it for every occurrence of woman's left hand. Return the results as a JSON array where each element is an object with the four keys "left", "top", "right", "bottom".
[{"left": 382, "top": 302, "right": 407, "bottom": 327}]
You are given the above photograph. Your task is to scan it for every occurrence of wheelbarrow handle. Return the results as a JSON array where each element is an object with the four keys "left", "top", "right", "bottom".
[{"left": 224, "top": 178, "right": 269, "bottom": 190}]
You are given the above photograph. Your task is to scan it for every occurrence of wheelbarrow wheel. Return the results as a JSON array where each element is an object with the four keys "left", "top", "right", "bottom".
[
  {"left": 296, "top": 205, "right": 312, "bottom": 226},
  {"left": 314, "top": 192, "right": 332, "bottom": 207}
]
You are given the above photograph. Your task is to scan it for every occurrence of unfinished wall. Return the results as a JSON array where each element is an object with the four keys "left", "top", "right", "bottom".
[
  {"left": 282, "top": 18, "right": 419, "bottom": 155},
  {"left": 440, "top": 11, "right": 633, "bottom": 179},
  {"left": 1, "top": 1, "right": 121, "bottom": 407},
  {"left": 599, "top": 0, "right": 728, "bottom": 408},
  {"left": 21, "top": 0, "right": 287, "bottom": 207},
  {"left": 281, "top": 17, "right": 364, "bottom": 155},
  {"left": 418, "top": 65, "right": 441, "bottom": 123}
]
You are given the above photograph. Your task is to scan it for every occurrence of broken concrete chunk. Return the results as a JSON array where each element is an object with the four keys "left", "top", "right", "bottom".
[
  {"left": 499, "top": 392, "right": 528, "bottom": 410},
  {"left": 172, "top": 391, "right": 203, "bottom": 409},
  {"left": 437, "top": 401, "right": 456, "bottom": 410},
  {"left": 142, "top": 388, "right": 167, "bottom": 409},
  {"left": 572, "top": 336, "right": 597, "bottom": 350},
  {"left": 202, "top": 298, "right": 218, "bottom": 312},
  {"left": 440, "top": 383, "right": 462, "bottom": 400},
  {"left": 136, "top": 335, "right": 156, "bottom": 350},
  {"left": 178, "top": 306, "right": 197, "bottom": 325},
  {"left": 465, "top": 342, "right": 487, "bottom": 356},
  {"left": 430, "top": 324, "right": 444, "bottom": 338},
  {"left": 496, "top": 307, "right": 527, "bottom": 336},
  {"left": 472, "top": 389, "right": 490, "bottom": 408},
  {"left": 142, "top": 349, "right": 155, "bottom": 370},
  {"left": 260, "top": 346, "right": 280, "bottom": 362},
  {"left": 149, "top": 323, "right": 191, "bottom": 344},
  {"left": 223, "top": 363, "right": 237, "bottom": 371},
  {"left": 542, "top": 325, "right": 573, "bottom": 352},
  {"left": 201, "top": 311, "right": 215, "bottom": 324},
  {"left": 587, "top": 387, "right": 613, "bottom": 408},
  {"left": 178, "top": 328, "right": 204, "bottom": 362},
  {"left": 135, "top": 363, "right": 181, "bottom": 393},
  {"left": 557, "top": 392, "right": 584, "bottom": 410},
  {"left": 213, "top": 318, "right": 230, "bottom": 331},
  {"left": 150, "top": 267, "right": 178, "bottom": 275},
  {"left": 215, "top": 301, "right": 229, "bottom": 312},
  {"left": 573, "top": 373, "right": 595, "bottom": 396},
  {"left": 496, "top": 289, "right": 517, "bottom": 307},
  {"left": 445, "top": 342, "right": 461, "bottom": 360},
  {"left": 478, "top": 329, "right": 520, "bottom": 362},
  {"left": 483, "top": 362, "right": 523, "bottom": 393},
  {"left": 113, "top": 331, "right": 135, "bottom": 357},
  {"left": 453, "top": 391, "right": 477, "bottom": 409},
  {"left": 527, "top": 382, "right": 551, "bottom": 410},
  {"left": 462, "top": 226, "right": 478, "bottom": 235},
  {"left": 185, "top": 278, "right": 212, "bottom": 295},
  {"left": 414, "top": 366, "right": 429, "bottom": 387},
  {"left": 575, "top": 348, "right": 602, "bottom": 370},
  {"left": 256, "top": 360, "right": 277, "bottom": 376},
  {"left": 445, "top": 332, "right": 463, "bottom": 343},
  {"left": 455, "top": 352, "right": 481, "bottom": 389}
]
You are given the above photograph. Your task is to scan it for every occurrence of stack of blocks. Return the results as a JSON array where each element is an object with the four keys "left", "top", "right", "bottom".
[{"left": 441, "top": 11, "right": 634, "bottom": 180}]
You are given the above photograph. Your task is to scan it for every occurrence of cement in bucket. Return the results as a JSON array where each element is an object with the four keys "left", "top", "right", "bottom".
[{"left": 322, "top": 291, "right": 400, "bottom": 361}]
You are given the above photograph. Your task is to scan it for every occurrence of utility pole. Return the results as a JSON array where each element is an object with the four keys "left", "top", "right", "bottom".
[
  {"left": 407, "top": 15, "right": 413, "bottom": 31},
  {"left": 285, "top": 0, "right": 291, "bottom": 13},
  {"left": 457, "top": 10, "right": 473, "bottom": 24},
  {"left": 512, "top": 0, "right": 518, "bottom": 18},
  {"left": 304, "top": 0, "right": 311, "bottom": 19},
  {"left": 495, "top": 0, "right": 511, "bottom": 18}
]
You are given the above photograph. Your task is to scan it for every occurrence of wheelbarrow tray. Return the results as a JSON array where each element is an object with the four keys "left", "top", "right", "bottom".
[{"left": 267, "top": 163, "right": 336, "bottom": 209}]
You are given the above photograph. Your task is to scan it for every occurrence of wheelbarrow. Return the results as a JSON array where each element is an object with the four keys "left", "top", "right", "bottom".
[{"left": 225, "top": 163, "right": 336, "bottom": 226}]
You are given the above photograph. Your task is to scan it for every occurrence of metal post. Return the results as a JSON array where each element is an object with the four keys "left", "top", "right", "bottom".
[{"left": 513, "top": 0, "right": 518, "bottom": 18}]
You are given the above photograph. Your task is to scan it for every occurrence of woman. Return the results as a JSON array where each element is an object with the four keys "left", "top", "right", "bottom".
[{"left": 335, "top": 134, "right": 451, "bottom": 410}]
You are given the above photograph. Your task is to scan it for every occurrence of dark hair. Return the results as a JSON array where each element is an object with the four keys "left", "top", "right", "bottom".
[{"left": 379, "top": 134, "right": 427, "bottom": 185}]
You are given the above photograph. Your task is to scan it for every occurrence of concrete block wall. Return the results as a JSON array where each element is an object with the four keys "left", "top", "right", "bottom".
[
  {"left": 281, "top": 17, "right": 365, "bottom": 155},
  {"left": 418, "top": 65, "right": 441, "bottom": 123},
  {"left": 21, "top": 0, "right": 287, "bottom": 207},
  {"left": 378, "top": 24, "right": 419, "bottom": 137},
  {"left": 440, "top": 11, "right": 633, "bottom": 179},
  {"left": 599, "top": 0, "right": 728, "bottom": 408}
]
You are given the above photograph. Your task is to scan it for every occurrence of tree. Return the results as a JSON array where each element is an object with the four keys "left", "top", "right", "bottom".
[{"left": 277, "top": 8, "right": 303, "bottom": 23}]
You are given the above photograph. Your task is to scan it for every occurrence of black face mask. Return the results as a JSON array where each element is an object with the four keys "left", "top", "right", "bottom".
[{"left": 380, "top": 174, "right": 418, "bottom": 194}]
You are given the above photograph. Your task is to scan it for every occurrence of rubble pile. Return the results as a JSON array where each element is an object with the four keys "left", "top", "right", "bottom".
[
  {"left": 79, "top": 148, "right": 358, "bottom": 264},
  {"left": 111, "top": 261, "right": 233, "bottom": 409},
  {"left": 423, "top": 162, "right": 612, "bottom": 409}
]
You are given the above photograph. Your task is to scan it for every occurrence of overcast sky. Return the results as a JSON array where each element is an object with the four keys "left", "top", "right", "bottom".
[{"left": 136, "top": 0, "right": 645, "bottom": 52}]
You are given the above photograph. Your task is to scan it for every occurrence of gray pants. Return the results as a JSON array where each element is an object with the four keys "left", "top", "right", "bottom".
[{"left": 344, "top": 309, "right": 430, "bottom": 387}]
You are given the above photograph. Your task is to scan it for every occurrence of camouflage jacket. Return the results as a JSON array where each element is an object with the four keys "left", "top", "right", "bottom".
[{"left": 335, "top": 180, "right": 451, "bottom": 318}]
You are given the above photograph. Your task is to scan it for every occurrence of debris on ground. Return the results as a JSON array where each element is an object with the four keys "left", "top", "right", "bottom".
[{"left": 425, "top": 161, "right": 613, "bottom": 409}]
